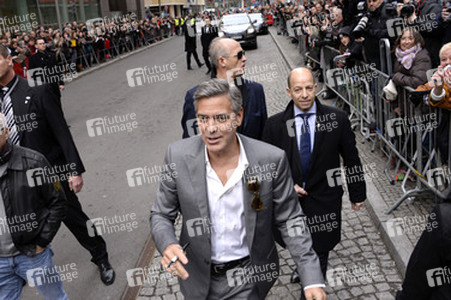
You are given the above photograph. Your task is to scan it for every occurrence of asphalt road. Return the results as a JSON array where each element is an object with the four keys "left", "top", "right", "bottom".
[{"left": 21, "top": 35, "right": 211, "bottom": 300}]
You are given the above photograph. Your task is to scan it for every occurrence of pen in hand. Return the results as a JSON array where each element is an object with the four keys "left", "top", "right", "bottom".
[{"left": 167, "top": 242, "right": 190, "bottom": 269}]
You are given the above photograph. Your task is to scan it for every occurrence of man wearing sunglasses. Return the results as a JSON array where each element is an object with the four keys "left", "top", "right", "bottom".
[
  {"left": 151, "top": 79, "right": 326, "bottom": 300},
  {"left": 181, "top": 37, "right": 268, "bottom": 140},
  {"left": 262, "top": 68, "right": 366, "bottom": 300}
]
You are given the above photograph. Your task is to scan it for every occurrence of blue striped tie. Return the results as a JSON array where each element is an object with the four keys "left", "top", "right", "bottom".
[
  {"left": 298, "top": 113, "right": 313, "bottom": 183},
  {"left": 1, "top": 78, "right": 20, "bottom": 145}
]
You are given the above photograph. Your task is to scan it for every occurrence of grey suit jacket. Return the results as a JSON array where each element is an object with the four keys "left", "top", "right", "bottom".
[{"left": 150, "top": 134, "right": 324, "bottom": 299}]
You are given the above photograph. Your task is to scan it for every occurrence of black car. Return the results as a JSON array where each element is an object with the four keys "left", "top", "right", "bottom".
[{"left": 218, "top": 13, "right": 258, "bottom": 49}]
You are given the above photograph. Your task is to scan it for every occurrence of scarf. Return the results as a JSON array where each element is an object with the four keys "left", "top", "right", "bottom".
[
  {"left": 0, "top": 140, "right": 13, "bottom": 166},
  {"left": 395, "top": 43, "right": 421, "bottom": 70}
]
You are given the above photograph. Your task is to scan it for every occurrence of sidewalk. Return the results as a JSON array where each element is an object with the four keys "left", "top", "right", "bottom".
[
  {"left": 67, "top": 36, "right": 176, "bottom": 82},
  {"left": 268, "top": 25, "right": 437, "bottom": 276}
]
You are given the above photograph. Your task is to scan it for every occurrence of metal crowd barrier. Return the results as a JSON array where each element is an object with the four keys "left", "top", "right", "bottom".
[
  {"left": 40, "top": 29, "right": 171, "bottom": 75},
  {"left": 318, "top": 45, "right": 450, "bottom": 213}
]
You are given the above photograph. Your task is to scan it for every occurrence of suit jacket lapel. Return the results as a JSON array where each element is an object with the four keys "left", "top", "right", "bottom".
[
  {"left": 240, "top": 136, "right": 257, "bottom": 253},
  {"left": 10, "top": 77, "right": 32, "bottom": 143},
  {"left": 307, "top": 100, "right": 327, "bottom": 184},
  {"left": 282, "top": 101, "right": 303, "bottom": 182},
  {"left": 185, "top": 138, "right": 211, "bottom": 241}
]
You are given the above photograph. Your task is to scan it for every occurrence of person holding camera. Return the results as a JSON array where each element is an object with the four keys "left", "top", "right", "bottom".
[
  {"left": 396, "top": 0, "right": 443, "bottom": 66},
  {"left": 438, "top": 2, "right": 451, "bottom": 45},
  {"left": 354, "top": 0, "right": 396, "bottom": 70}
]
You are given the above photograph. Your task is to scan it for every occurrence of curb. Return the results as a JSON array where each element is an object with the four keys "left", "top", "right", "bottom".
[
  {"left": 269, "top": 26, "right": 412, "bottom": 278},
  {"left": 121, "top": 234, "right": 157, "bottom": 300},
  {"left": 66, "top": 36, "right": 177, "bottom": 83}
]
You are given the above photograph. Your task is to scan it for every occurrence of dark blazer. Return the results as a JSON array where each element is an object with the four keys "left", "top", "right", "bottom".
[
  {"left": 396, "top": 202, "right": 451, "bottom": 300},
  {"left": 9, "top": 76, "right": 85, "bottom": 175},
  {"left": 28, "top": 50, "right": 63, "bottom": 97},
  {"left": 200, "top": 25, "right": 218, "bottom": 52},
  {"left": 184, "top": 22, "right": 197, "bottom": 52},
  {"left": 181, "top": 79, "right": 268, "bottom": 140},
  {"left": 262, "top": 100, "right": 366, "bottom": 252}
]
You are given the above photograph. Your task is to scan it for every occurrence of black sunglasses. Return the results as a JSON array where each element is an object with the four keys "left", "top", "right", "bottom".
[{"left": 233, "top": 50, "right": 245, "bottom": 60}]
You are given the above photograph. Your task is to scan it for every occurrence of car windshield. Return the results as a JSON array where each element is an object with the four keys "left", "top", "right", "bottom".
[
  {"left": 222, "top": 15, "right": 250, "bottom": 25},
  {"left": 249, "top": 14, "right": 263, "bottom": 21}
]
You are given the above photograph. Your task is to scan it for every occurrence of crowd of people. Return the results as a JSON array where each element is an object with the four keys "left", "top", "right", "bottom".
[{"left": 1, "top": 13, "right": 201, "bottom": 77}]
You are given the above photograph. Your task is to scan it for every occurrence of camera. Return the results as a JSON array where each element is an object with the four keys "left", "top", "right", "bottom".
[
  {"left": 352, "top": 13, "right": 370, "bottom": 38},
  {"left": 444, "top": 1, "right": 451, "bottom": 22},
  {"left": 385, "top": 0, "right": 400, "bottom": 16},
  {"left": 400, "top": 0, "right": 417, "bottom": 18}
]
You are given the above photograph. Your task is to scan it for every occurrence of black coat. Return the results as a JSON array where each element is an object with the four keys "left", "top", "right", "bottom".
[
  {"left": 184, "top": 22, "right": 197, "bottom": 52},
  {"left": 410, "top": 0, "right": 444, "bottom": 66},
  {"left": 396, "top": 202, "right": 451, "bottom": 300},
  {"left": 9, "top": 76, "right": 85, "bottom": 175},
  {"left": 200, "top": 25, "right": 218, "bottom": 53},
  {"left": 28, "top": 50, "right": 63, "bottom": 97},
  {"left": 362, "top": 3, "right": 395, "bottom": 70},
  {"left": 1, "top": 145, "right": 66, "bottom": 257},
  {"left": 262, "top": 100, "right": 366, "bottom": 252}
]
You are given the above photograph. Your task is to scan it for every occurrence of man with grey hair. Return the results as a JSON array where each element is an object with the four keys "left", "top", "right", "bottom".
[
  {"left": 181, "top": 37, "right": 267, "bottom": 140},
  {"left": 151, "top": 79, "right": 326, "bottom": 300},
  {"left": 0, "top": 113, "right": 68, "bottom": 299}
]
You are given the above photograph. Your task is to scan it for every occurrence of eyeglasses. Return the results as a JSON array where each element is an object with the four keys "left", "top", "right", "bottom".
[
  {"left": 197, "top": 113, "right": 234, "bottom": 124},
  {"left": 247, "top": 177, "right": 262, "bottom": 212},
  {"left": 233, "top": 50, "right": 245, "bottom": 60}
]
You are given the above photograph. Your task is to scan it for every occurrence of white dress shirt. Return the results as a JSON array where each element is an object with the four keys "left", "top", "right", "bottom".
[
  {"left": 205, "top": 134, "right": 250, "bottom": 263},
  {"left": 204, "top": 134, "right": 325, "bottom": 291},
  {"left": 294, "top": 101, "right": 317, "bottom": 153}
]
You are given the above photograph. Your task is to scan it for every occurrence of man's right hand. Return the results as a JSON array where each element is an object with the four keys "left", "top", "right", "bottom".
[
  {"left": 162, "top": 244, "right": 189, "bottom": 280},
  {"left": 294, "top": 184, "right": 308, "bottom": 197},
  {"left": 305, "top": 287, "right": 327, "bottom": 300}
]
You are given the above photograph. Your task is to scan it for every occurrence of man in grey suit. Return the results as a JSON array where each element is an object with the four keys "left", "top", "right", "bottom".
[{"left": 150, "top": 79, "right": 326, "bottom": 300}]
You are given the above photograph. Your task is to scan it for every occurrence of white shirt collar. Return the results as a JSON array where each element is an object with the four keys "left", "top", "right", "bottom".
[
  {"left": 293, "top": 101, "right": 317, "bottom": 117},
  {"left": 204, "top": 134, "right": 249, "bottom": 171}
]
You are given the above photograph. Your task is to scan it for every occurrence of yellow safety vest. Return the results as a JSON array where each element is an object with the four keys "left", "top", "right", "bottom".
[
  {"left": 174, "top": 18, "right": 179, "bottom": 26},
  {"left": 190, "top": 18, "right": 195, "bottom": 26},
  {"left": 181, "top": 18, "right": 185, "bottom": 25}
]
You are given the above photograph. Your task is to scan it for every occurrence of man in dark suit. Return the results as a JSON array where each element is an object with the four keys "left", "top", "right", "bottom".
[
  {"left": 28, "top": 38, "right": 65, "bottom": 102},
  {"left": 200, "top": 18, "right": 218, "bottom": 75},
  {"left": 151, "top": 78, "right": 326, "bottom": 300},
  {"left": 184, "top": 15, "right": 204, "bottom": 70},
  {"left": 181, "top": 37, "right": 267, "bottom": 140},
  {"left": 396, "top": 195, "right": 451, "bottom": 300},
  {"left": 0, "top": 45, "right": 115, "bottom": 285},
  {"left": 262, "top": 67, "right": 366, "bottom": 298}
]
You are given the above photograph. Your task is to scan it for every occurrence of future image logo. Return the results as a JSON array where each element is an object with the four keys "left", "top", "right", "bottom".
[
  {"left": 86, "top": 113, "right": 138, "bottom": 137},
  {"left": 386, "top": 18, "right": 405, "bottom": 37},
  {"left": 126, "top": 64, "right": 178, "bottom": 87},
  {"left": 326, "top": 68, "right": 345, "bottom": 88},
  {"left": 426, "top": 267, "right": 451, "bottom": 287},
  {"left": 426, "top": 168, "right": 449, "bottom": 188}
]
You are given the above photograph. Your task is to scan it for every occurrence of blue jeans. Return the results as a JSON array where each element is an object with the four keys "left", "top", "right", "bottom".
[{"left": 0, "top": 247, "right": 68, "bottom": 300}]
